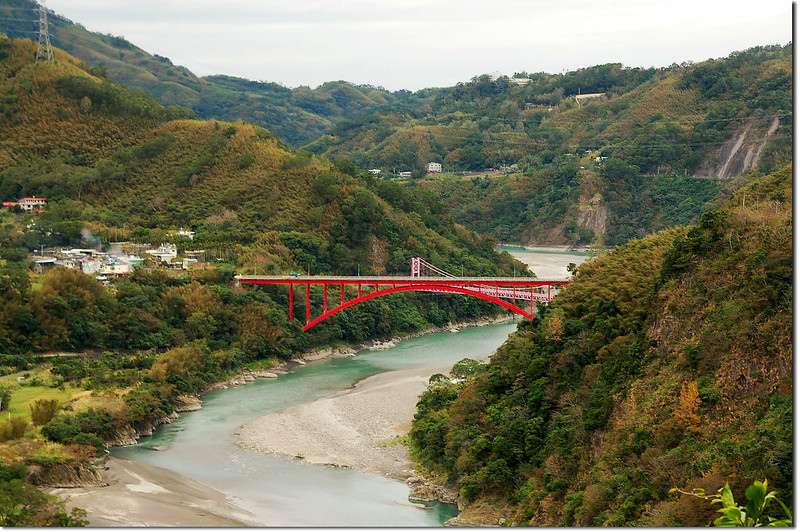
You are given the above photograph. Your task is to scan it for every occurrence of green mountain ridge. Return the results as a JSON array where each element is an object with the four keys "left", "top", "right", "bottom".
[{"left": 0, "top": 32, "right": 520, "bottom": 287}]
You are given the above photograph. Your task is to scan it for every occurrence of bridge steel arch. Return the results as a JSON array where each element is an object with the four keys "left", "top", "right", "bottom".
[{"left": 304, "top": 284, "right": 535, "bottom": 330}]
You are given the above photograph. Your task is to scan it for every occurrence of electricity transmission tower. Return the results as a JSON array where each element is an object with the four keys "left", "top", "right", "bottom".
[{"left": 36, "top": 0, "right": 54, "bottom": 63}]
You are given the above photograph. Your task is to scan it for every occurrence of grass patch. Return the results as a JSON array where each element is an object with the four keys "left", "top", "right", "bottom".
[
  {"left": 1, "top": 380, "right": 83, "bottom": 420},
  {"left": 68, "top": 389, "right": 128, "bottom": 416},
  {"left": 380, "top": 434, "right": 409, "bottom": 448},
  {"left": 243, "top": 358, "right": 280, "bottom": 371}
]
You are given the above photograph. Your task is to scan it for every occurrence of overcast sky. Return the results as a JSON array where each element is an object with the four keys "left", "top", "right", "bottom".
[{"left": 43, "top": 0, "right": 792, "bottom": 92}]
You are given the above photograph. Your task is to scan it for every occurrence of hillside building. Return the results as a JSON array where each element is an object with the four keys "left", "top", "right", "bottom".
[
  {"left": 19, "top": 197, "right": 47, "bottom": 210},
  {"left": 574, "top": 92, "right": 604, "bottom": 107},
  {"left": 177, "top": 228, "right": 195, "bottom": 240},
  {"left": 145, "top": 243, "right": 178, "bottom": 262},
  {"left": 427, "top": 162, "right": 442, "bottom": 173},
  {"left": 2, "top": 197, "right": 47, "bottom": 210}
]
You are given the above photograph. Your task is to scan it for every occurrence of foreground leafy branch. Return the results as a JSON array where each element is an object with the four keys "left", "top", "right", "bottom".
[{"left": 671, "top": 480, "right": 792, "bottom": 527}]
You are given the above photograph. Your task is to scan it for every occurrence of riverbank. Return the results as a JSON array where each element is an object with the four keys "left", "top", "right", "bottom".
[
  {"left": 204, "top": 315, "right": 515, "bottom": 394},
  {"left": 233, "top": 323, "right": 509, "bottom": 504},
  {"left": 499, "top": 243, "right": 593, "bottom": 253},
  {"left": 49, "top": 316, "right": 513, "bottom": 526},
  {"left": 48, "top": 456, "right": 261, "bottom": 527}
]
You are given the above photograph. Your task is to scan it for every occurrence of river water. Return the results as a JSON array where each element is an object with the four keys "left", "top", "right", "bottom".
[
  {"left": 111, "top": 248, "right": 589, "bottom": 526},
  {"left": 112, "top": 322, "right": 518, "bottom": 526},
  {"left": 498, "top": 245, "right": 591, "bottom": 280}
]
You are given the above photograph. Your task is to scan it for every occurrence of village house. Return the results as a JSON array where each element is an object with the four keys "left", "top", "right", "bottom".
[
  {"left": 176, "top": 228, "right": 195, "bottom": 240},
  {"left": 427, "top": 162, "right": 442, "bottom": 173},
  {"left": 2, "top": 197, "right": 47, "bottom": 210},
  {"left": 32, "top": 246, "right": 142, "bottom": 279},
  {"left": 19, "top": 197, "right": 47, "bottom": 211},
  {"left": 144, "top": 243, "right": 178, "bottom": 263}
]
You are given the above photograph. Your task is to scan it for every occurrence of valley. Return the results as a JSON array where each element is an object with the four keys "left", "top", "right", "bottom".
[{"left": 0, "top": 6, "right": 791, "bottom": 527}]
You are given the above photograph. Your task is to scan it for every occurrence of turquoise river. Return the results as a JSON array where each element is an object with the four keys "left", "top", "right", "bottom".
[{"left": 112, "top": 322, "right": 518, "bottom": 526}]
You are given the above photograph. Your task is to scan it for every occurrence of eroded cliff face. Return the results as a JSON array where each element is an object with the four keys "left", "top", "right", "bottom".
[
  {"left": 576, "top": 192, "right": 608, "bottom": 239},
  {"left": 695, "top": 115, "right": 781, "bottom": 179},
  {"left": 28, "top": 462, "right": 107, "bottom": 488}
]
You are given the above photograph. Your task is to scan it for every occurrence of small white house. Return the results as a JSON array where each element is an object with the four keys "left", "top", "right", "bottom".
[
  {"left": 427, "top": 162, "right": 443, "bottom": 173},
  {"left": 19, "top": 197, "right": 47, "bottom": 211},
  {"left": 100, "top": 261, "right": 133, "bottom": 276},
  {"left": 145, "top": 243, "right": 178, "bottom": 263}
]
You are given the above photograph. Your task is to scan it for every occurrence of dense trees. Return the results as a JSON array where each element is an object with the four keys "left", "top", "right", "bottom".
[{"left": 409, "top": 166, "right": 792, "bottom": 525}]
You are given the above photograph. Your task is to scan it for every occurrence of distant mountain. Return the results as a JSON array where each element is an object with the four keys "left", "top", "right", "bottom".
[
  {"left": 0, "top": 0, "right": 416, "bottom": 147},
  {"left": 310, "top": 48, "right": 790, "bottom": 246},
  {"left": 309, "top": 48, "right": 791, "bottom": 177}
]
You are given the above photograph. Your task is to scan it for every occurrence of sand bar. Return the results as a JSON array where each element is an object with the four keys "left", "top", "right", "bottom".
[
  {"left": 236, "top": 364, "right": 452, "bottom": 481},
  {"left": 48, "top": 456, "right": 262, "bottom": 527}
]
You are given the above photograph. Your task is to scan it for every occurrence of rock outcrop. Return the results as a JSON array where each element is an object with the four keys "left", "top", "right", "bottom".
[{"left": 28, "top": 462, "right": 107, "bottom": 488}]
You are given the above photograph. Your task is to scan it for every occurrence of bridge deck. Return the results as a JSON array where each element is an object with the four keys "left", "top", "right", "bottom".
[{"left": 236, "top": 275, "right": 564, "bottom": 286}]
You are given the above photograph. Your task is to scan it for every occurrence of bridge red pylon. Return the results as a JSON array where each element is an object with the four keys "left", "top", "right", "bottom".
[{"left": 237, "top": 259, "right": 566, "bottom": 331}]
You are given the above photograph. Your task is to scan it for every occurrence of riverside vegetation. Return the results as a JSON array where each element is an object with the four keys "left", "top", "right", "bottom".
[{"left": 408, "top": 165, "right": 792, "bottom": 526}]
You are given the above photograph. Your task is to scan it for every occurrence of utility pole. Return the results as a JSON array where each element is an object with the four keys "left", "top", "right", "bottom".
[{"left": 36, "top": 0, "right": 54, "bottom": 63}]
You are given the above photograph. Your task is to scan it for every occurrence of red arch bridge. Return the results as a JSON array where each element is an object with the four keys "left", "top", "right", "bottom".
[{"left": 236, "top": 259, "right": 567, "bottom": 331}]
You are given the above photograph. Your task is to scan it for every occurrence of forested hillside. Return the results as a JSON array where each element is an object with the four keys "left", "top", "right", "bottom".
[
  {"left": 0, "top": 32, "right": 526, "bottom": 352},
  {"left": 309, "top": 48, "right": 791, "bottom": 177},
  {"left": 0, "top": 32, "right": 533, "bottom": 523},
  {"left": 311, "top": 47, "right": 791, "bottom": 246},
  {"left": 409, "top": 165, "right": 792, "bottom": 526}
]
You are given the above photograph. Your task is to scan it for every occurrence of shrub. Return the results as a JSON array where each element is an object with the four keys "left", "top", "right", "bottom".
[
  {"left": 0, "top": 459, "right": 26, "bottom": 481},
  {"left": 72, "top": 432, "right": 106, "bottom": 454},
  {"left": 0, "top": 416, "right": 27, "bottom": 441},
  {"left": 0, "top": 478, "right": 88, "bottom": 526},
  {"left": 239, "top": 152, "right": 255, "bottom": 169},
  {"left": 0, "top": 387, "right": 10, "bottom": 411},
  {"left": 42, "top": 408, "right": 117, "bottom": 444},
  {"left": 30, "top": 399, "right": 59, "bottom": 426},
  {"left": 28, "top": 444, "right": 73, "bottom": 467},
  {"left": 460, "top": 478, "right": 480, "bottom": 501},
  {"left": 41, "top": 416, "right": 79, "bottom": 443},
  {"left": 672, "top": 479, "right": 792, "bottom": 527}
]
